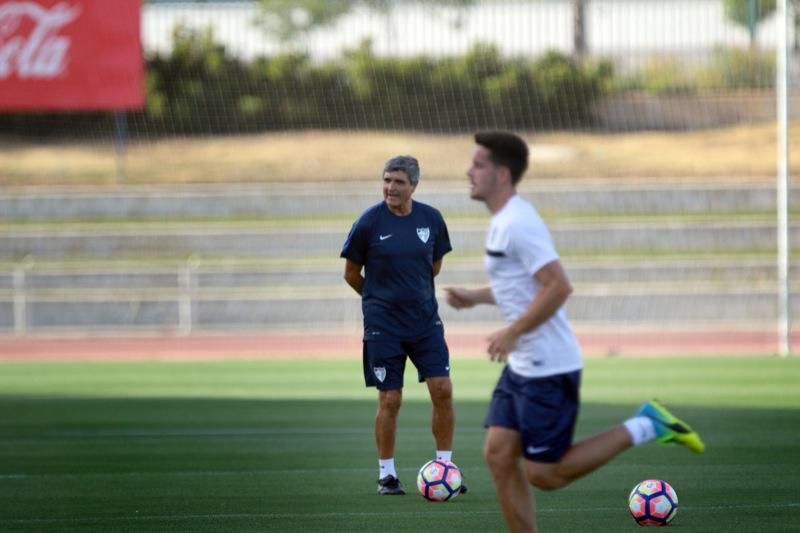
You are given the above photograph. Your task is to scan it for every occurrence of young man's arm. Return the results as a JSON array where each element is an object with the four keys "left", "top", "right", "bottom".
[
  {"left": 486, "top": 260, "right": 573, "bottom": 361},
  {"left": 444, "top": 286, "right": 496, "bottom": 309}
]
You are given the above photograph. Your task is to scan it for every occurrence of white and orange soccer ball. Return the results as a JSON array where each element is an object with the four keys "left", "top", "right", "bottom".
[
  {"left": 416, "top": 459, "right": 462, "bottom": 502},
  {"left": 628, "top": 479, "right": 679, "bottom": 526}
]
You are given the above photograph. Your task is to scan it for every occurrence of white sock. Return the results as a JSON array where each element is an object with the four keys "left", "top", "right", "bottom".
[
  {"left": 436, "top": 450, "right": 452, "bottom": 462},
  {"left": 623, "top": 416, "right": 657, "bottom": 446},
  {"left": 379, "top": 458, "right": 397, "bottom": 479}
]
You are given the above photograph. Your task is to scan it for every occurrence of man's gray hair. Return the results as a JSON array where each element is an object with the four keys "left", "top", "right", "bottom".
[{"left": 383, "top": 155, "right": 420, "bottom": 185}]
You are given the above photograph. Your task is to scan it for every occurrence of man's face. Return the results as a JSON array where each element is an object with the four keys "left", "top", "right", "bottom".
[
  {"left": 466, "top": 145, "right": 498, "bottom": 201},
  {"left": 382, "top": 170, "right": 415, "bottom": 211}
]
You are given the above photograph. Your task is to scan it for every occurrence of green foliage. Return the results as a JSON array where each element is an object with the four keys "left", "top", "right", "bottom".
[
  {"left": 724, "top": 0, "right": 777, "bottom": 45},
  {"left": 530, "top": 51, "right": 607, "bottom": 128},
  {"left": 133, "top": 30, "right": 607, "bottom": 135},
  {"left": 615, "top": 46, "right": 775, "bottom": 94},
  {"left": 724, "top": 0, "right": 777, "bottom": 28},
  {"left": 256, "top": 0, "right": 351, "bottom": 41},
  {"left": 143, "top": 24, "right": 258, "bottom": 133},
  {"left": 699, "top": 46, "right": 776, "bottom": 89},
  {"left": 633, "top": 57, "right": 697, "bottom": 95},
  {"left": 256, "top": 0, "right": 478, "bottom": 46}
]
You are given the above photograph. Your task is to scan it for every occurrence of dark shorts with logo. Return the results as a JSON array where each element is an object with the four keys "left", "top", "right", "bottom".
[
  {"left": 362, "top": 330, "right": 450, "bottom": 390},
  {"left": 485, "top": 365, "right": 581, "bottom": 463}
]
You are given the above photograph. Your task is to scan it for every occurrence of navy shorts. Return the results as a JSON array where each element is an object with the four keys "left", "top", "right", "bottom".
[
  {"left": 362, "top": 330, "right": 450, "bottom": 390},
  {"left": 485, "top": 366, "right": 581, "bottom": 463}
]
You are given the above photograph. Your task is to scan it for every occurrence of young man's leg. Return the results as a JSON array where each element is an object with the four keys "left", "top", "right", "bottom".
[
  {"left": 484, "top": 426, "right": 536, "bottom": 533},
  {"left": 524, "top": 425, "right": 632, "bottom": 490},
  {"left": 524, "top": 400, "right": 705, "bottom": 491}
]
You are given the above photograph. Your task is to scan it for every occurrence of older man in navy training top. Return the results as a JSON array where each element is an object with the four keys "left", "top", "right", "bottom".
[{"left": 341, "top": 155, "right": 464, "bottom": 496}]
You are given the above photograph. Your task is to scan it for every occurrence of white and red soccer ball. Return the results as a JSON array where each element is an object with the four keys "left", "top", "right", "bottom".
[
  {"left": 628, "top": 479, "right": 679, "bottom": 526},
  {"left": 416, "top": 459, "right": 462, "bottom": 502}
]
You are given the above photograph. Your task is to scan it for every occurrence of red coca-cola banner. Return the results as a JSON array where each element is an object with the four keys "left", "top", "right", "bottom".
[{"left": 0, "top": 0, "right": 144, "bottom": 110}]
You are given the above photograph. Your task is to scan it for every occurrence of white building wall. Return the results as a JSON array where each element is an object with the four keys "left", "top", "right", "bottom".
[{"left": 142, "top": 1, "right": 784, "bottom": 62}]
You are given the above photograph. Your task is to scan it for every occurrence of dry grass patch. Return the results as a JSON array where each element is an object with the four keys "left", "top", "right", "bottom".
[{"left": 1, "top": 123, "right": 795, "bottom": 187}]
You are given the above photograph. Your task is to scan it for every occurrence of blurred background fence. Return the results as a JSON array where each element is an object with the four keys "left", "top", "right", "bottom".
[
  {"left": 0, "top": 0, "right": 798, "bottom": 351},
  {"left": 1, "top": 0, "right": 796, "bottom": 138}
]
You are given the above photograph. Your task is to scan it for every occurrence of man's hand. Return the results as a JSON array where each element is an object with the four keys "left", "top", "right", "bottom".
[
  {"left": 486, "top": 326, "right": 520, "bottom": 362},
  {"left": 444, "top": 287, "right": 476, "bottom": 309}
]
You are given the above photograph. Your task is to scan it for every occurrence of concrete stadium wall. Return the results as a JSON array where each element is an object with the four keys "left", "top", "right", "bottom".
[{"left": 1, "top": 181, "right": 795, "bottom": 334}]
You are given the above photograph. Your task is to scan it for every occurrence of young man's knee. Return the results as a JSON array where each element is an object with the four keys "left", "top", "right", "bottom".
[
  {"left": 483, "top": 442, "right": 516, "bottom": 474},
  {"left": 526, "top": 468, "right": 569, "bottom": 491}
]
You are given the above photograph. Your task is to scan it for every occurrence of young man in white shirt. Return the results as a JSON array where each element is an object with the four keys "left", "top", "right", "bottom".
[{"left": 445, "top": 131, "right": 704, "bottom": 533}]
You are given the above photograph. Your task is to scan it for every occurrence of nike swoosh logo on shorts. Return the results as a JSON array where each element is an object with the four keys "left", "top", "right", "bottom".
[
  {"left": 526, "top": 445, "right": 550, "bottom": 454},
  {"left": 379, "top": 234, "right": 392, "bottom": 240}
]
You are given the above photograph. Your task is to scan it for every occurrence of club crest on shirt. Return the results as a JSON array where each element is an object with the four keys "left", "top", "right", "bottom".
[
  {"left": 416, "top": 227, "right": 430, "bottom": 243},
  {"left": 373, "top": 366, "right": 387, "bottom": 382}
]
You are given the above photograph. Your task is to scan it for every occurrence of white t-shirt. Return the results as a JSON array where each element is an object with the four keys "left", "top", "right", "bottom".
[{"left": 484, "top": 194, "right": 583, "bottom": 378}]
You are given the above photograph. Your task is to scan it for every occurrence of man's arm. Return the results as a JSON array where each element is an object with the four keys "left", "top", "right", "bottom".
[
  {"left": 343, "top": 259, "right": 364, "bottom": 295},
  {"left": 486, "top": 260, "right": 573, "bottom": 361},
  {"left": 432, "top": 258, "right": 443, "bottom": 277},
  {"left": 444, "top": 286, "right": 496, "bottom": 309}
]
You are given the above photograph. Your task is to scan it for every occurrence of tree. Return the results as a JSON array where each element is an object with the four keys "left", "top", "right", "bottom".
[
  {"left": 256, "top": 0, "right": 476, "bottom": 47},
  {"left": 255, "top": 0, "right": 351, "bottom": 43},
  {"left": 724, "top": 0, "right": 777, "bottom": 48},
  {"left": 573, "top": 0, "right": 587, "bottom": 58}
]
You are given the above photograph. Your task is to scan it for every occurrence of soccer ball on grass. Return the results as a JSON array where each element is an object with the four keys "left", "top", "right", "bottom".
[
  {"left": 416, "top": 459, "right": 462, "bottom": 502},
  {"left": 628, "top": 479, "right": 678, "bottom": 526}
]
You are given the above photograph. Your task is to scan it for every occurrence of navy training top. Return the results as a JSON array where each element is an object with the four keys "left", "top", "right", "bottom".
[{"left": 340, "top": 200, "right": 452, "bottom": 341}]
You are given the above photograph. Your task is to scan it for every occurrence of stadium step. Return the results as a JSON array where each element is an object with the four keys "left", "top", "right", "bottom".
[
  {"left": 0, "top": 181, "right": 796, "bottom": 221},
  {"left": 1, "top": 181, "right": 796, "bottom": 335}
]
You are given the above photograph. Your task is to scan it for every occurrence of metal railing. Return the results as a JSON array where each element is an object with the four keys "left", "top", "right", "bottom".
[{"left": 2, "top": 257, "right": 794, "bottom": 336}]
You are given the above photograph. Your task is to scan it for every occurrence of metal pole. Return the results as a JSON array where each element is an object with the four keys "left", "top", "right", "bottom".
[
  {"left": 777, "top": 0, "right": 791, "bottom": 356},
  {"left": 114, "top": 111, "right": 128, "bottom": 182},
  {"left": 179, "top": 256, "right": 200, "bottom": 336},
  {"left": 12, "top": 264, "right": 27, "bottom": 336},
  {"left": 178, "top": 262, "right": 193, "bottom": 336}
]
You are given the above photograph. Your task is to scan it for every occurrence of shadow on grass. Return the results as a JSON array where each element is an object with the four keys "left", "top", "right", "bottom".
[{"left": 0, "top": 397, "right": 798, "bottom": 532}]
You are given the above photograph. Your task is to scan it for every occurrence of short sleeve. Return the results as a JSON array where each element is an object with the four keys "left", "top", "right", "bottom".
[
  {"left": 432, "top": 210, "right": 452, "bottom": 261},
  {"left": 340, "top": 217, "right": 368, "bottom": 265},
  {"left": 511, "top": 217, "right": 559, "bottom": 276}
]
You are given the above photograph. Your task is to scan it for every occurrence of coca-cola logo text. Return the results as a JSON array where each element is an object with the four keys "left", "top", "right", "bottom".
[{"left": 0, "top": 2, "right": 80, "bottom": 80}]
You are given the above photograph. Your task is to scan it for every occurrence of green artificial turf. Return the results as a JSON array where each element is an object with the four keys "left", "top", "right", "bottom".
[{"left": 1, "top": 357, "right": 798, "bottom": 532}]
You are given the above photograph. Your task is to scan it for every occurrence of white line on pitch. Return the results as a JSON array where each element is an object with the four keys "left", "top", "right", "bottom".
[{"left": 3, "top": 502, "right": 800, "bottom": 525}]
